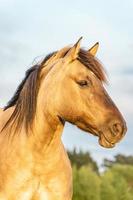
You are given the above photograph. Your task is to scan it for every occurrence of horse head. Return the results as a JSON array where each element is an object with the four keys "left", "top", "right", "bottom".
[{"left": 40, "top": 38, "right": 127, "bottom": 148}]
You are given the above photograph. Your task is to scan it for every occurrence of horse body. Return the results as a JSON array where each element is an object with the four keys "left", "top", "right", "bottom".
[
  {"left": 0, "top": 108, "right": 72, "bottom": 200},
  {"left": 0, "top": 38, "right": 127, "bottom": 199}
]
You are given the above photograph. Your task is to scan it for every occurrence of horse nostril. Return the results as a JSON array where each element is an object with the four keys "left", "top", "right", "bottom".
[{"left": 111, "top": 123, "right": 123, "bottom": 136}]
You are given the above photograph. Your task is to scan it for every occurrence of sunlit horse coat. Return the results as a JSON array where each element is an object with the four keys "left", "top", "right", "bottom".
[{"left": 0, "top": 38, "right": 126, "bottom": 200}]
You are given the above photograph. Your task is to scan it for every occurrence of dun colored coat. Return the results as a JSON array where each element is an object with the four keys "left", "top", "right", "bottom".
[{"left": 0, "top": 38, "right": 127, "bottom": 199}]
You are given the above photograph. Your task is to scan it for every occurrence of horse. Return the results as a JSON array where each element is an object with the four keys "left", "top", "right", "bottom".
[{"left": 0, "top": 38, "right": 127, "bottom": 200}]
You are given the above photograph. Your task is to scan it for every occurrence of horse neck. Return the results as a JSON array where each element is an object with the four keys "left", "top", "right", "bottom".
[
  {"left": 30, "top": 88, "right": 65, "bottom": 157},
  {"left": 32, "top": 113, "right": 64, "bottom": 155},
  {"left": 29, "top": 67, "right": 64, "bottom": 153},
  {"left": 0, "top": 107, "right": 64, "bottom": 157}
]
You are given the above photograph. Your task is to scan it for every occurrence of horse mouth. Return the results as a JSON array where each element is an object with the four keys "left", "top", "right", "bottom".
[
  {"left": 76, "top": 122, "right": 119, "bottom": 148},
  {"left": 89, "top": 129, "right": 116, "bottom": 148},
  {"left": 98, "top": 132, "right": 115, "bottom": 148}
]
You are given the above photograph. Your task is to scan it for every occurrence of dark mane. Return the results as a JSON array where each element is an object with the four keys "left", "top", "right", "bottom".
[
  {"left": 2, "top": 48, "right": 106, "bottom": 134},
  {"left": 2, "top": 52, "right": 55, "bottom": 133},
  {"left": 4, "top": 65, "right": 39, "bottom": 111}
]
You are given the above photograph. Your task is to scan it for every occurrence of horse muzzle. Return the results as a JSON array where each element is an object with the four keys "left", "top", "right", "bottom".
[{"left": 98, "top": 119, "right": 127, "bottom": 148}]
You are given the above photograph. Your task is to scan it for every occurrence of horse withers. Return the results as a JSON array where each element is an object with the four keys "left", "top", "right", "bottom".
[{"left": 0, "top": 38, "right": 127, "bottom": 200}]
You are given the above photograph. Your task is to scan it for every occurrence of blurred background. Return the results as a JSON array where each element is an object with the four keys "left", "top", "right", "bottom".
[{"left": 0, "top": 0, "right": 133, "bottom": 199}]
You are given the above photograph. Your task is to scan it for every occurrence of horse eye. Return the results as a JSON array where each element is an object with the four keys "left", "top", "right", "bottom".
[{"left": 77, "top": 80, "right": 88, "bottom": 87}]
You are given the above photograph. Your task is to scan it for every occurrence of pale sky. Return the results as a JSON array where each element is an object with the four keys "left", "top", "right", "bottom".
[{"left": 0, "top": 0, "right": 133, "bottom": 166}]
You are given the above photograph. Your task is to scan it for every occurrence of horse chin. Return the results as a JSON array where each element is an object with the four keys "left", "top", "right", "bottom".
[
  {"left": 76, "top": 122, "right": 115, "bottom": 148},
  {"left": 98, "top": 133, "right": 115, "bottom": 148}
]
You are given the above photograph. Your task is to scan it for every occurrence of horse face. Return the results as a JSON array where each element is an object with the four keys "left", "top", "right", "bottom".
[{"left": 58, "top": 59, "right": 127, "bottom": 148}]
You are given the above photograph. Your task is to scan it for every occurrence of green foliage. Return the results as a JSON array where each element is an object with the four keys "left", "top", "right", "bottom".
[
  {"left": 110, "top": 165, "right": 133, "bottom": 198},
  {"left": 67, "top": 148, "right": 99, "bottom": 173},
  {"left": 103, "top": 154, "right": 133, "bottom": 168},
  {"left": 73, "top": 166, "right": 100, "bottom": 200},
  {"left": 100, "top": 172, "right": 117, "bottom": 200},
  {"left": 69, "top": 150, "right": 133, "bottom": 200},
  {"left": 111, "top": 164, "right": 133, "bottom": 186},
  {"left": 101, "top": 168, "right": 133, "bottom": 200}
]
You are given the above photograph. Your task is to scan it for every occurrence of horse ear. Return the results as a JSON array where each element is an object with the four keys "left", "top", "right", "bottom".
[
  {"left": 88, "top": 42, "right": 99, "bottom": 56},
  {"left": 65, "top": 37, "right": 83, "bottom": 62}
]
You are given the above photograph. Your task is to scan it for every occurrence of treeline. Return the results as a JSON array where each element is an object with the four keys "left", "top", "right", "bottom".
[{"left": 67, "top": 149, "right": 133, "bottom": 200}]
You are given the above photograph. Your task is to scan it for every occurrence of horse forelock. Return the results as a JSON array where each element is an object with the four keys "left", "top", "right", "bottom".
[{"left": 78, "top": 49, "right": 107, "bottom": 83}]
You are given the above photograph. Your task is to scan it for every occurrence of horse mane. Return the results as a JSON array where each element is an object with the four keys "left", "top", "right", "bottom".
[
  {"left": 2, "top": 52, "right": 55, "bottom": 133},
  {"left": 2, "top": 48, "right": 106, "bottom": 134}
]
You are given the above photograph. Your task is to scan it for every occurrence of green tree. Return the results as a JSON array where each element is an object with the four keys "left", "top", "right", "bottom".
[
  {"left": 100, "top": 165, "right": 133, "bottom": 200},
  {"left": 67, "top": 148, "right": 98, "bottom": 173},
  {"left": 100, "top": 171, "right": 117, "bottom": 200},
  {"left": 103, "top": 154, "right": 133, "bottom": 168},
  {"left": 73, "top": 166, "right": 100, "bottom": 200},
  {"left": 111, "top": 165, "right": 133, "bottom": 198}
]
